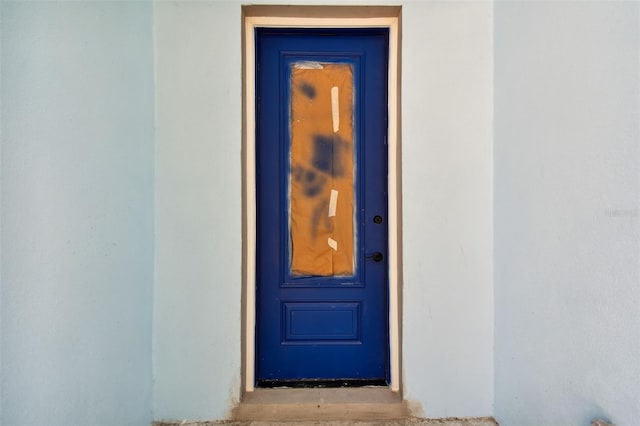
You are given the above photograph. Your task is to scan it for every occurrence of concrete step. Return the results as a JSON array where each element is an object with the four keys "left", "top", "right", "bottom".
[
  {"left": 155, "top": 419, "right": 497, "bottom": 426},
  {"left": 233, "top": 388, "right": 407, "bottom": 422},
  {"left": 233, "top": 402, "right": 410, "bottom": 422},
  {"left": 233, "top": 388, "right": 495, "bottom": 425},
  {"left": 154, "top": 389, "right": 498, "bottom": 426}
]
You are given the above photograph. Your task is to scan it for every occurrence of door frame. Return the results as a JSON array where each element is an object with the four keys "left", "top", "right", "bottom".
[{"left": 242, "top": 5, "right": 402, "bottom": 394}]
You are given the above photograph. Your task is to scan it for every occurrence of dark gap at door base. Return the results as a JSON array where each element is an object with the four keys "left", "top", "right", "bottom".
[{"left": 257, "top": 379, "right": 387, "bottom": 388}]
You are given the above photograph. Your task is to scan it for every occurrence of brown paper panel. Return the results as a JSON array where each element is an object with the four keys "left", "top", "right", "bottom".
[{"left": 290, "top": 63, "right": 355, "bottom": 276}]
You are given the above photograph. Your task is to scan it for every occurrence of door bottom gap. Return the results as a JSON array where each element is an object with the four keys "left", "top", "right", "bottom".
[{"left": 257, "top": 378, "right": 387, "bottom": 388}]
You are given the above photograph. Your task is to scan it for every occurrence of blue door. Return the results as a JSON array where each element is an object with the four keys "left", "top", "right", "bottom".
[{"left": 256, "top": 28, "right": 389, "bottom": 386}]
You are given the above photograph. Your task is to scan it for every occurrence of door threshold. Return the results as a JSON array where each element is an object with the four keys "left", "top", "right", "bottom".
[
  {"left": 234, "top": 387, "right": 408, "bottom": 421},
  {"left": 257, "top": 379, "right": 387, "bottom": 388}
]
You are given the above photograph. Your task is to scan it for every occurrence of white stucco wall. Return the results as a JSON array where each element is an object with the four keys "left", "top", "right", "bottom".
[
  {"left": 0, "top": 2, "right": 155, "bottom": 425},
  {"left": 401, "top": 1, "right": 494, "bottom": 418},
  {"left": 494, "top": 2, "right": 640, "bottom": 425},
  {"left": 153, "top": 1, "right": 243, "bottom": 420},
  {"left": 0, "top": 3, "right": 4, "bottom": 423},
  {"left": 14, "top": 2, "right": 640, "bottom": 425},
  {"left": 8, "top": 1, "right": 637, "bottom": 425},
  {"left": 153, "top": 0, "right": 494, "bottom": 421}
]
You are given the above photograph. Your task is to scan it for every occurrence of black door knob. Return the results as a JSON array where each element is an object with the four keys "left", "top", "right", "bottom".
[
  {"left": 367, "top": 252, "right": 383, "bottom": 262},
  {"left": 373, "top": 215, "right": 383, "bottom": 224}
]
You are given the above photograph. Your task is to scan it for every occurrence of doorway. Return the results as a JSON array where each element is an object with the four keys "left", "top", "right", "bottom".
[
  {"left": 243, "top": 6, "right": 401, "bottom": 392},
  {"left": 255, "top": 28, "right": 389, "bottom": 385}
]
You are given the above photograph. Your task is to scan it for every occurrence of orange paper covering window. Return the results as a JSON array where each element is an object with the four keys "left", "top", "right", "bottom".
[{"left": 289, "top": 63, "right": 355, "bottom": 276}]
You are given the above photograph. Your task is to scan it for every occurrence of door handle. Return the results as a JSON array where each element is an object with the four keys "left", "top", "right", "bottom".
[{"left": 366, "top": 252, "right": 384, "bottom": 262}]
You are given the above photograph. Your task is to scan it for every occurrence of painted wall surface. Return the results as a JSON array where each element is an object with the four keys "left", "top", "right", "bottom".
[
  {"left": 153, "top": 0, "right": 494, "bottom": 420},
  {"left": 5, "top": 1, "right": 635, "bottom": 425},
  {"left": 0, "top": 3, "right": 4, "bottom": 423},
  {"left": 0, "top": 2, "right": 155, "bottom": 425},
  {"left": 494, "top": 2, "right": 640, "bottom": 426},
  {"left": 153, "top": 1, "right": 242, "bottom": 421},
  {"left": 401, "top": 1, "right": 494, "bottom": 418}
]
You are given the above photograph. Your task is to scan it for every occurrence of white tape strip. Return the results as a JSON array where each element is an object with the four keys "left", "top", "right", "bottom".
[
  {"left": 331, "top": 86, "right": 339, "bottom": 133},
  {"left": 328, "top": 189, "right": 338, "bottom": 217},
  {"left": 328, "top": 238, "right": 338, "bottom": 251},
  {"left": 294, "top": 61, "right": 324, "bottom": 69}
]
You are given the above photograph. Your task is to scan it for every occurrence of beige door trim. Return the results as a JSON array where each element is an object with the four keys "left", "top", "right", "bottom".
[{"left": 241, "top": 5, "right": 402, "bottom": 394}]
